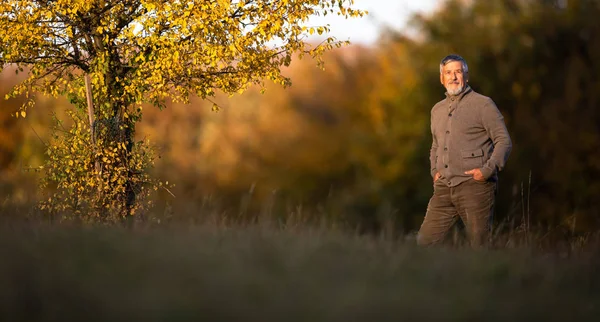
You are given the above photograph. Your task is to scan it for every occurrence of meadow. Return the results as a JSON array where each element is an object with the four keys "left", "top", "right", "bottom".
[{"left": 1, "top": 214, "right": 598, "bottom": 322}]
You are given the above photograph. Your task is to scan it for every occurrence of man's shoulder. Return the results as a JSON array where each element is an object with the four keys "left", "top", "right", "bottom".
[{"left": 465, "top": 89, "right": 495, "bottom": 106}]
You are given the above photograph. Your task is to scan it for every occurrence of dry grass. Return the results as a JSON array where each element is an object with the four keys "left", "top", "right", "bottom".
[{"left": 0, "top": 220, "right": 598, "bottom": 322}]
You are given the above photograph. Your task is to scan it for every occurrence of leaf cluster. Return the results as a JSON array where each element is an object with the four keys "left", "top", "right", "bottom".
[{"left": 38, "top": 108, "right": 166, "bottom": 223}]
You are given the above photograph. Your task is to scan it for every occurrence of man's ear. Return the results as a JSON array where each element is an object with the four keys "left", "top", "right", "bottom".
[{"left": 440, "top": 73, "right": 444, "bottom": 85}]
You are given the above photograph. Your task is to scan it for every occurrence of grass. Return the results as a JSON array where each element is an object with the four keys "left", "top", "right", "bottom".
[{"left": 0, "top": 222, "right": 599, "bottom": 321}]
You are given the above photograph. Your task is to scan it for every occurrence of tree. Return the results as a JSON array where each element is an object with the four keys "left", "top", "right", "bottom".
[{"left": 0, "top": 0, "right": 364, "bottom": 221}]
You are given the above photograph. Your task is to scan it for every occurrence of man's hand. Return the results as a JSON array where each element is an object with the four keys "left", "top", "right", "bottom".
[
  {"left": 465, "top": 168, "right": 486, "bottom": 182},
  {"left": 433, "top": 172, "right": 441, "bottom": 183}
]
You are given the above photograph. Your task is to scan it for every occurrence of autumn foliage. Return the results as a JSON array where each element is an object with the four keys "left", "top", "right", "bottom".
[
  {"left": 1, "top": 0, "right": 599, "bottom": 233},
  {"left": 0, "top": 0, "right": 364, "bottom": 222}
]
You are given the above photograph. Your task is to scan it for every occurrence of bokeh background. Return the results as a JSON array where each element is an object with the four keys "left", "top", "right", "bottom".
[{"left": 2, "top": 0, "right": 599, "bottom": 233}]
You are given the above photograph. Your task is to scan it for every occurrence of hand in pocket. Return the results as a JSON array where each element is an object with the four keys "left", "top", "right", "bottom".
[{"left": 465, "top": 168, "right": 485, "bottom": 181}]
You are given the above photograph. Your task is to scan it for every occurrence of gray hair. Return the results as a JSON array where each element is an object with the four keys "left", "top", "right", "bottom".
[{"left": 439, "top": 54, "right": 469, "bottom": 74}]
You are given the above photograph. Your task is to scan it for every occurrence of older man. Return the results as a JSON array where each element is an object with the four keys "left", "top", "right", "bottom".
[{"left": 417, "top": 54, "right": 512, "bottom": 247}]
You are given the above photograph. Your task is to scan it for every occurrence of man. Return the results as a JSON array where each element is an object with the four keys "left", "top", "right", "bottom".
[{"left": 417, "top": 54, "right": 512, "bottom": 247}]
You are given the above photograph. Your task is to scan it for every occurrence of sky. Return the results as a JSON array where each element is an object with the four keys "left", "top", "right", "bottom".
[{"left": 307, "top": 0, "right": 442, "bottom": 45}]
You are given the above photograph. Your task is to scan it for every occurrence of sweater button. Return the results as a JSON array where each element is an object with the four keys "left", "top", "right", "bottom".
[{"left": 444, "top": 165, "right": 448, "bottom": 168}]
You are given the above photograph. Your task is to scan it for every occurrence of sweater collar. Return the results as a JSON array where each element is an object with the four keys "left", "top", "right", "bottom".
[{"left": 445, "top": 85, "right": 472, "bottom": 102}]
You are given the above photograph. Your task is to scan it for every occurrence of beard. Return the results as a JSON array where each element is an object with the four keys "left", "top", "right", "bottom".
[{"left": 445, "top": 83, "right": 464, "bottom": 96}]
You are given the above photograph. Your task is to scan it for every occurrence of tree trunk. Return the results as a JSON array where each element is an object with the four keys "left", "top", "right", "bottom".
[
  {"left": 105, "top": 58, "right": 138, "bottom": 227},
  {"left": 123, "top": 121, "right": 136, "bottom": 229}
]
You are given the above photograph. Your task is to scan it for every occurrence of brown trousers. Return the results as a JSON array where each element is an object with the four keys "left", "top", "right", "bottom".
[{"left": 417, "top": 179, "right": 497, "bottom": 247}]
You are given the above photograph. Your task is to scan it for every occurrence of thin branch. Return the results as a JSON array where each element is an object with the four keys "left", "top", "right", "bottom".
[
  {"left": 29, "top": 124, "right": 49, "bottom": 148},
  {"left": 162, "top": 186, "right": 176, "bottom": 198}
]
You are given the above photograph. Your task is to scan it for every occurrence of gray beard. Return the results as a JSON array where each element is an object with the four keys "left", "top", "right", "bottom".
[{"left": 446, "top": 85, "right": 464, "bottom": 96}]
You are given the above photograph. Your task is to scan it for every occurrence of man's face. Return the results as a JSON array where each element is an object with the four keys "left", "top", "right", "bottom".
[{"left": 440, "top": 61, "right": 468, "bottom": 95}]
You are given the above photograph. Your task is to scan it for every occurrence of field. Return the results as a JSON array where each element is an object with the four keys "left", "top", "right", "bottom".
[{"left": 1, "top": 222, "right": 599, "bottom": 321}]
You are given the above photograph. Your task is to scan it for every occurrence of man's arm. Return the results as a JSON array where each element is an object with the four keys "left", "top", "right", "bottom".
[
  {"left": 429, "top": 113, "right": 439, "bottom": 180},
  {"left": 480, "top": 99, "right": 512, "bottom": 179}
]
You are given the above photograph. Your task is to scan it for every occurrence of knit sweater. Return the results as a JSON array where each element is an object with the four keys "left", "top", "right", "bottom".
[{"left": 429, "top": 86, "right": 512, "bottom": 187}]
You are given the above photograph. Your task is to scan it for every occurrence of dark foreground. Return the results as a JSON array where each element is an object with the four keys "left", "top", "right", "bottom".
[{"left": 0, "top": 225, "right": 598, "bottom": 321}]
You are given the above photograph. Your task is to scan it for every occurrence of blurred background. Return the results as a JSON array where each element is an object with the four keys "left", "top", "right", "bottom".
[{"left": 1, "top": 0, "right": 599, "bottom": 233}]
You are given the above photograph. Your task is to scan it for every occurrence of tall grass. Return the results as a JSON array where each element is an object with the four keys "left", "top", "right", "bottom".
[{"left": 0, "top": 219, "right": 599, "bottom": 321}]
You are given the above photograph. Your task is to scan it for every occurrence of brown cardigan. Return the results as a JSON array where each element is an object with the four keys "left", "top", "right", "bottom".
[{"left": 430, "top": 86, "right": 512, "bottom": 187}]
